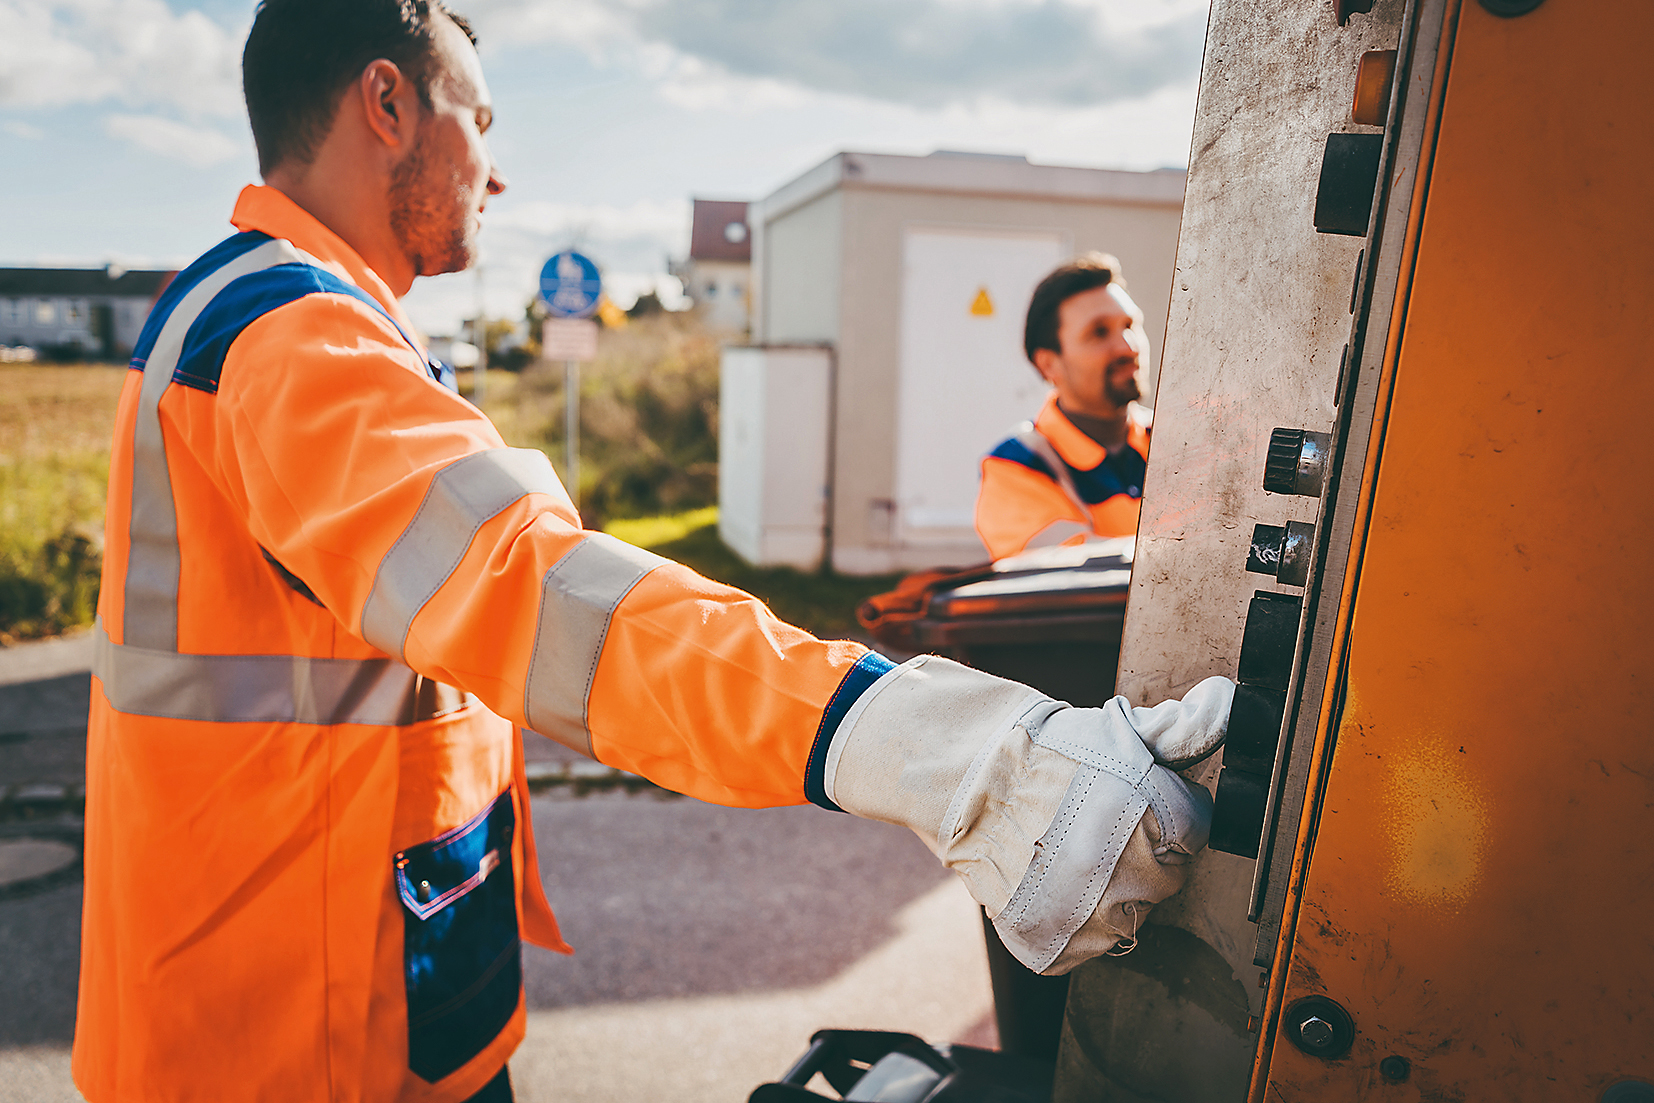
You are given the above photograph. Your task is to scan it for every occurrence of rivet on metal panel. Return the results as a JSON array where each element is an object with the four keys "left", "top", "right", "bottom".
[
  {"left": 1479, "top": 0, "right": 1545, "bottom": 16},
  {"left": 1353, "top": 51, "right": 1398, "bottom": 126},
  {"left": 1379, "top": 1056, "right": 1412, "bottom": 1082}
]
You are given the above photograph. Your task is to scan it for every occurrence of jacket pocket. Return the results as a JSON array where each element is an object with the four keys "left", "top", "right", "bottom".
[{"left": 395, "top": 789, "right": 521, "bottom": 1083}]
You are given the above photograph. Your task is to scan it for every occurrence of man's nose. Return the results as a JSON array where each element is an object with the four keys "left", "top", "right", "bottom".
[{"left": 487, "top": 160, "right": 508, "bottom": 196}]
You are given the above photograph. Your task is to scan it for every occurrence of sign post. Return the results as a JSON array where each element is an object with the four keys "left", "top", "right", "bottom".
[{"left": 538, "top": 251, "right": 602, "bottom": 508}]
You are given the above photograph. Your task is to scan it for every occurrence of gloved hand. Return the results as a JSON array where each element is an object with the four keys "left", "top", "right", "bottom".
[{"left": 822, "top": 655, "right": 1232, "bottom": 975}]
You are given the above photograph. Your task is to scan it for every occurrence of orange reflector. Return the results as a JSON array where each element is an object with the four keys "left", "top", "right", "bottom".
[{"left": 1353, "top": 50, "right": 1398, "bottom": 126}]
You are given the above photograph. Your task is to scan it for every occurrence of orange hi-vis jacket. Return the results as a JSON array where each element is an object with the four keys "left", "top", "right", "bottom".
[
  {"left": 974, "top": 393, "right": 1152, "bottom": 561},
  {"left": 77, "top": 185, "right": 892, "bottom": 1103}
]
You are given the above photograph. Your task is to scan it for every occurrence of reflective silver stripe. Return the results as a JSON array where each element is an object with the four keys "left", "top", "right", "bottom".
[
  {"left": 524, "top": 534, "right": 666, "bottom": 756},
  {"left": 1024, "top": 519, "right": 1093, "bottom": 550},
  {"left": 124, "top": 238, "right": 313, "bottom": 650},
  {"left": 90, "top": 620, "right": 465, "bottom": 727},
  {"left": 361, "top": 447, "right": 563, "bottom": 659}
]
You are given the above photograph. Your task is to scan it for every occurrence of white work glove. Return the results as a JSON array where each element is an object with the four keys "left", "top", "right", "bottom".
[{"left": 822, "top": 655, "right": 1232, "bottom": 975}]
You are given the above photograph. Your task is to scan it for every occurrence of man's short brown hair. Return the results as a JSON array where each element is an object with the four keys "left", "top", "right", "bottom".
[
  {"left": 242, "top": 0, "right": 475, "bottom": 176},
  {"left": 1023, "top": 253, "right": 1127, "bottom": 364}
]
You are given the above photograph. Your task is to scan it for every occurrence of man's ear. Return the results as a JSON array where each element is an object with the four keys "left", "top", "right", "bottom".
[
  {"left": 1031, "top": 347, "right": 1061, "bottom": 385},
  {"left": 358, "top": 58, "right": 420, "bottom": 151}
]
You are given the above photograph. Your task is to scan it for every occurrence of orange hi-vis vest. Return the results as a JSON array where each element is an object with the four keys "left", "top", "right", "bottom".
[
  {"left": 974, "top": 393, "right": 1152, "bottom": 561},
  {"left": 76, "top": 185, "right": 892, "bottom": 1103}
]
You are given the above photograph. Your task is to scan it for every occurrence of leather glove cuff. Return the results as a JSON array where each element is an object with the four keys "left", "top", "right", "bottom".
[{"left": 823, "top": 655, "right": 1231, "bottom": 974}]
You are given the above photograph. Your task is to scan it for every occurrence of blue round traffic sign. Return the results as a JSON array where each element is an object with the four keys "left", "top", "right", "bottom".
[{"left": 539, "top": 251, "right": 602, "bottom": 319}]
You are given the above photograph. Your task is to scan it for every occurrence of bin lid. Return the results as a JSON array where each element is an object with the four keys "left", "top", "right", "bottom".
[{"left": 927, "top": 538, "right": 1133, "bottom": 619}]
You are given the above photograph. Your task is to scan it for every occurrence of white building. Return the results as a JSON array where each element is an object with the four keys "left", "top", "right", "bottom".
[
  {"left": 671, "top": 199, "right": 752, "bottom": 335},
  {"left": 719, "top": 151, "right": 1186, "bottom": 574},
  {"left": 0, "top": 266, "right": 174, "bottom": 359}
]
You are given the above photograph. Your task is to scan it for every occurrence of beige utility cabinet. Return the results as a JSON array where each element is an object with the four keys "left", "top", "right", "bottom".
[{"left": 722, "top": 150, "right": 1184, "bottom": 574}]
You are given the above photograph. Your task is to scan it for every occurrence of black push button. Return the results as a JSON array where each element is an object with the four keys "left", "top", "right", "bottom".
[
  {"left": 1314, "top": 132, "right": 1383, "bottom": 236},
  {"left": 1224, "top": 683, "right": 1287, "bottom": 773},
  {"left": 1237, "top": 592, "right": 1302, "bottom": 692},
  {"left": 1210, "top": 769, "right": 1270, "bottom": 859}
]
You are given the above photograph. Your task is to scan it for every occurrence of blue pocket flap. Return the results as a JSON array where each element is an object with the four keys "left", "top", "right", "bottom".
[{"left": 394, "top": 791, "right": 515, "bottom": 921}]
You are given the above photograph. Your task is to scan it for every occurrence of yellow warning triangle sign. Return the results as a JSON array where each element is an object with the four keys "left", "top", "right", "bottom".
[{"left": 970, "top": 287, "right": 995, "bottom": 317}]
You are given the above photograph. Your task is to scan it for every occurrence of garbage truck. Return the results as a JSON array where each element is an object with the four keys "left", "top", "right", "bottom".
[{"left": 758, "top": 0, "right": 1653, "bottom": 1098}]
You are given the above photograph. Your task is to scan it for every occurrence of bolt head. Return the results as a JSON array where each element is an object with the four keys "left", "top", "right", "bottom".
[{"left": 1299, "top": 1016, "right": 1336, "bottom": 1049}]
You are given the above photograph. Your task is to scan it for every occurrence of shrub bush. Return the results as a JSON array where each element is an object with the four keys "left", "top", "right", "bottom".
[{"left": 503, "top": 313, "right": 721, "bottom": 522}]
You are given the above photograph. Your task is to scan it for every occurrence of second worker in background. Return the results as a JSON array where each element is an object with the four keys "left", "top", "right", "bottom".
[{"left": 976, "top": 255, "right": 1154, "bottom": 560}]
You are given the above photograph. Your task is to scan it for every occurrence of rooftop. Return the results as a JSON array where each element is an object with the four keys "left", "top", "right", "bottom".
[
  {"left": 757, "top": 150, "right": 1188, "bottom": 223},
  {"left": 0, "top": 266, "right": 174, "bottom": 299},
  {"left": 688, "top": 200, "right": 752, "bottom": 263}
]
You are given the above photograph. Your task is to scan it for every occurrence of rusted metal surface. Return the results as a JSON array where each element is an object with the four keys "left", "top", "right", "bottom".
[
  {"left": 1116, "top": 0, "right": 1404, "bottom": 710},
  {"left": 1251, "top": 0, "right": 1454, "bottom": 970},
  {"left": 1263, "top": 0, "right": 1654, "bottom": 1096},
  {"left": 1058, "top": 0, "right": 1405, "bottom": 1098}
]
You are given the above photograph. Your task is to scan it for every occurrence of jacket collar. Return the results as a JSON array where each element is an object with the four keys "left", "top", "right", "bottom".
[
  {"left": 1034, "top": 392, "right": 1108, "bottom": 470},
  {"left": 229, "top": 185, "right": 418, "bottom": 337},
  {"left": 1034, "top": 392, "right": 1152, "bottom": 470}
]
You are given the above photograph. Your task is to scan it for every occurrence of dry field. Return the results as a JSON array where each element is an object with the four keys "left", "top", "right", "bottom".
[{"left": 0, "top": 363, "right": 126, "bottom": 641}]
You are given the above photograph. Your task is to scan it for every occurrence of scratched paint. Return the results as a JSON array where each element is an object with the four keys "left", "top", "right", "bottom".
[{"left": 1380, "top": 738, "right": 1487, "bottom": 912}]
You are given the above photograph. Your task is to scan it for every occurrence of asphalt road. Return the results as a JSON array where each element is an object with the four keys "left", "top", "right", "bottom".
[{"left": 0, "top": 634, "right": 995, "bottom": 1103}]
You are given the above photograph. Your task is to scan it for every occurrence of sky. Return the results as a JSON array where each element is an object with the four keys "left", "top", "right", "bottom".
[{"left": 0, "top": 0, "right": 1210, "bottom": 336}]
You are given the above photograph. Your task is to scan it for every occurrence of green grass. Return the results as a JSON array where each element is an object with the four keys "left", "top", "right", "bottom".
[
  {"left": 0, "top": 364, "right": 124, "bottom": 642},
  {"left": 606, "top": 507, "right": 902, "bottom": 640},
  {"left": 0, "top": 362, "right": 903, "bottom": 646},
  {"left": 604, "top": 505, "right": 719, "bottom": 549}
]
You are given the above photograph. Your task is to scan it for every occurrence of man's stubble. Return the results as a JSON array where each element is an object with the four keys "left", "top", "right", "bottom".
[{"left": 388, "top": 126, "right": 476, "bottom": 278}]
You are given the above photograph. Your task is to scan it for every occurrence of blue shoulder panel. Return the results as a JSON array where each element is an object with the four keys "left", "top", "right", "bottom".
[
  {"left": 1071, "top": 445, "right": 1147, "bottom": 504},
  {"left": 172, "top": 263, "right": 405, "bottom": 393},
  {"left": 130, "top": 231, "right": 274, "bottom": 369},
  {"left": 132, "top": 232, "right": 454, "bottom": 395},
  {"left": 988, "top": 435, "right": 1055, "bottom": 478}
]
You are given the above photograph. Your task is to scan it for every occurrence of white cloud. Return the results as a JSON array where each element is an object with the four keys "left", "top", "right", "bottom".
[
  {"left": 2, "top": 119, "right": 45, "bottom": 139},
  {"left": 0, "top": 0, "right": 244, "bottom": 119},
  {"left": 104, "top": 112, "right": 242, "bottom": 167},
  {"left": 465, "top": 0, "right": 1205, "bottom": 112}
]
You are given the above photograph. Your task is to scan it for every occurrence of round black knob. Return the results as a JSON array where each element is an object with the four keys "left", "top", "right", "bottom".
[{"left": 1264, "top": 428, "right": 1305, "bottom": 494}]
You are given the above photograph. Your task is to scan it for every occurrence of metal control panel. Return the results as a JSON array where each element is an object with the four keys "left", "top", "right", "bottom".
[{"left": 1061, "top": 0, "right": 1653, "bottom": 1099}]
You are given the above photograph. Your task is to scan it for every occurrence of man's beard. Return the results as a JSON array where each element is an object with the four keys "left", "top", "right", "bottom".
[
  {"left": 388, "top": 132, "right": 476, "bottom": 278},
  {"left": 1105, "top": 359, "right": 1142, "bottom": 407}
]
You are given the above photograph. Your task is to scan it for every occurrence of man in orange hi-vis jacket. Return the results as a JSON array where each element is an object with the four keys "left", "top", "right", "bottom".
[
  {"left": 76, "top": 4, "right": 1233, "bottom": 1101},
  {"left": 976, "top": 256, "right": 1155, "bottom": 560}
]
